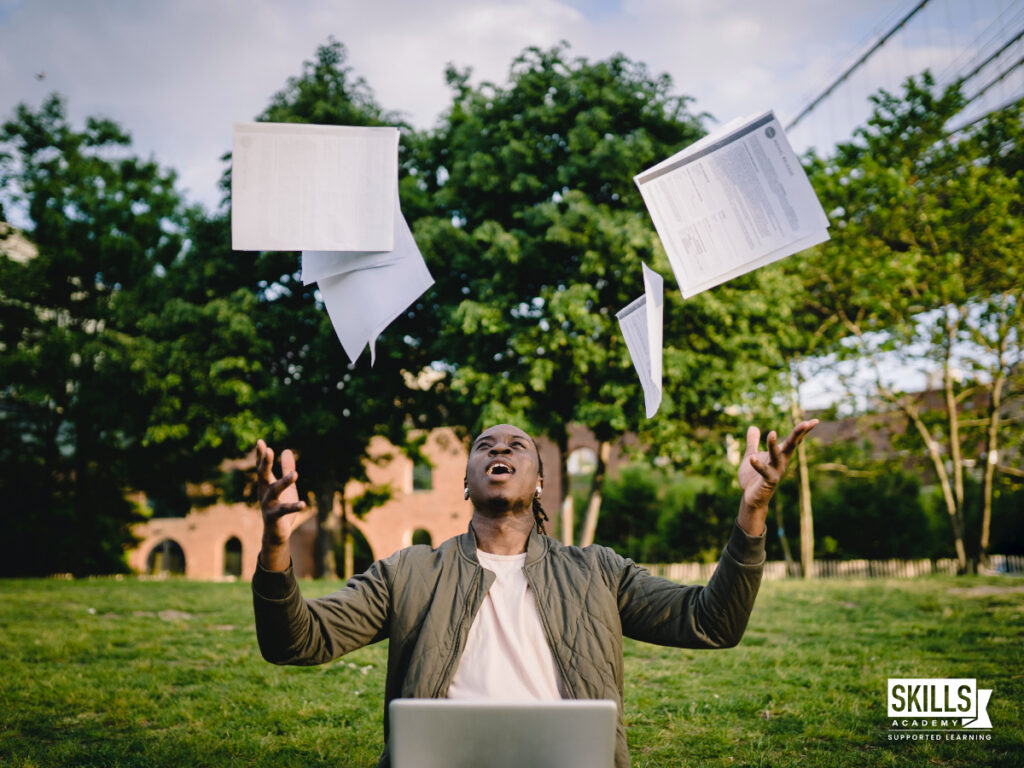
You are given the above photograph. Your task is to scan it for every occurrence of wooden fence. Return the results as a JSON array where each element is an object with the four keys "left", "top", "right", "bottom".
[{"left": 641, "top": 553, "right": 1024, "bottom": 581}]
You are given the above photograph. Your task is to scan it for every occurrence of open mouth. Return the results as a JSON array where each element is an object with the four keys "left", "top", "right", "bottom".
[{"left": 485, "top": 460, "right": 515, "bottom": 476}]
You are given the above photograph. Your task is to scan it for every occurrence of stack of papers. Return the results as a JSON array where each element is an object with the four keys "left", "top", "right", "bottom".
[
  {"left": 231, "top": 122, "right": 434, "bottom": 364},
  {"left": 621, "top": 111, "right": 829, "bottom": 417}
]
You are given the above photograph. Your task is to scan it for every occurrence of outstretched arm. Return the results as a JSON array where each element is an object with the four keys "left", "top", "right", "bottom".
[
  {"left": 619, "top": 419, "right": 819, "bottom": 649},
  {"left": 251, "top": 439, "right": 391, "bottom": 665},
  {"left": 255, "top": 439, "right": 307, "bottom": 572},
  {"left": 736, "top": 420, "right": 818, "bottom": 536}
]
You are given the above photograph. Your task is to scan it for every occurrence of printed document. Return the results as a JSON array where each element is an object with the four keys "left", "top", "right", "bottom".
[
  {"left": 616, "top": 263, "right": 664, "bottom": 418},
  {"left": 231, "top": 122, "right": 399, "bottom": 252},
  {"left": 635, "top": 111, "right": 829, "bottom": 298}
]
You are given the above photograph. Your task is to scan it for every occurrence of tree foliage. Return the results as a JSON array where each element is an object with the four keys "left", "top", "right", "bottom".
[
  {"left": 0, "top": 95, "right": 189, "bottom": 574},
  {"left": 800, "top": 74, "right": 1024, "bottom": 571},
  {"left": 411, "top": 44, "right": 799, "bottom": 543}
]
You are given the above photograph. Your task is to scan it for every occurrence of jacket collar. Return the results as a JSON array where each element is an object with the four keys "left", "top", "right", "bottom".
[{"left": 458, "top": 519, "right": 548, "bottom": 565}]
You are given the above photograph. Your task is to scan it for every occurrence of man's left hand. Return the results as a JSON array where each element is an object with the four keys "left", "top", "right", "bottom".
[{"left": 737, "top": 420, "right": 818, "bottom": 535}]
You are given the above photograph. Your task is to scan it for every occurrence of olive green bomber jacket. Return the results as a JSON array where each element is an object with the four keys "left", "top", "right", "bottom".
[{"left": 252, "top": 521, "right": 766, "bottom": 768}]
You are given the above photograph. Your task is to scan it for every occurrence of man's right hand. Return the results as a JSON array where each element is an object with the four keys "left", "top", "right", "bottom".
[{"left": 256, "top": 439, "right": 306, "bottom": 572}]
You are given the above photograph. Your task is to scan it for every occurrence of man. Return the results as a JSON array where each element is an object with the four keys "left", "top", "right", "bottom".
[{"left": 252, "top": 420, "right": 817, "bottom": 767}]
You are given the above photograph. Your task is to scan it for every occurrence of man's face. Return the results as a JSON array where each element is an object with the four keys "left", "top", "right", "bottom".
[{"left": 465, "top": 424, "right": 541, "bottom": 512}]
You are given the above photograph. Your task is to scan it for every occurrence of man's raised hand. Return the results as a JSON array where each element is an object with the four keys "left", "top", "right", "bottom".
[
  {"left": 736, "top": 420, "right": 818, "bottom": 535},
  {"left": 256, "top": 439, "right": 306, "bottom": 570}
]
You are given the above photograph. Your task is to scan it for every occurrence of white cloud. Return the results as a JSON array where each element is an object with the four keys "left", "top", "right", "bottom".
[{"left": 0, "top": 0, "right": 1013, "bottom": 214}]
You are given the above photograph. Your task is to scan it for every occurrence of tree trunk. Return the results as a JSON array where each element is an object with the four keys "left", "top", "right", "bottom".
[
  {"left": 557, "top": 433, "right": 574, "bottom": 546},
  {"left": 340, "top": 494, "right": 354, "bottom": 580},
  {"left": 313, "top": 477, "right": 338, "bottom": 579},
  {"left": 561, "top": 497, "right": 575, "bottom": 547},
  {"left": 344, "top": 533, "right": 354, "bottom": 581},
  {"left": 942, "top": 320, "right": 968, "bottom": 571},
  {"left": 790, "top": 375, "right": 814, "bottom": 579},
  {"left": 774, "top": 496, "right": 798, "bottom": 577},
  {"left": 579, "top": 441, "right": 611, "bottom": 548},
  {"left": 906, "top": 406, "right": 968, "bottom": 573},
  {"left": 979, "top": 373, "right": 1004, "bottom": 570},
  {"left": 796, "top": 440, "right": 814, "bottom": 580}
]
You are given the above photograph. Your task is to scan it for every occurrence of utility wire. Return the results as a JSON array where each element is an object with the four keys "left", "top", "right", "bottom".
[
  {"left": 958, "top": 26, "right": 1024, "bottom": 86},
  {"left": 963, "top": 52, "right": 1024, "bottom": 105},
  {"left": 947, "top": 93, "right": 1024, "bottom": 135},
  {"left": 937, "top": 3, "right": 1024, "bottom": 86},
  {"left": 786, "top": 0, "right": 933, "bottom": 131}
]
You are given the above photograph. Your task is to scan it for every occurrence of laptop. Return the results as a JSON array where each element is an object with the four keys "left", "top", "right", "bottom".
[{"left": 389, "top": 699, "right": 617, "bottom": 768}]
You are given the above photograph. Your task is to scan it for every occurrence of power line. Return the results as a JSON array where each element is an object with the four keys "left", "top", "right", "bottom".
[
  {"left": 937, "top": 3, "right": 1024, "bottom": 86},
  {"left": 958, "top": 26, "right": 1024, "bottom": 86},
  {"left": 946, "top": 93, "right": 1024, "bottom": 135},
  {"left": 786, "top": 0, "right": 933, "bottom": 131},
  {"left": 964, "top": 51, "right": 1024, "bottom": 105}
]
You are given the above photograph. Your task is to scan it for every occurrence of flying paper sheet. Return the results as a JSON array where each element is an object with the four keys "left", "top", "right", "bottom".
[
  {"left": 231, "top": 122, "right": 399, "bottom": 252},
  {"left": 301, "top": 248, "right": 403, "bottom": 285},
  {"left": 317, "top": 199, "right": 434, "bottom": 365},
  {"left": 634, "top": 111, "right": 829, "bottom": 299},
  {"left": 616, "top": 263, "right": 664, "bottom": 418}
]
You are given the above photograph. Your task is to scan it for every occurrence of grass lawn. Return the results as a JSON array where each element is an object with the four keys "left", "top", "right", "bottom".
[{"left": 1, "top": 574, "right": 1021, "bottom": 767}]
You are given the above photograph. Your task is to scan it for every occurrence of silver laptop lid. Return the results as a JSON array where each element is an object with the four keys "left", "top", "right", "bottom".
[{"left": 389, "top": 699, "right": 617, "bottom": 768}]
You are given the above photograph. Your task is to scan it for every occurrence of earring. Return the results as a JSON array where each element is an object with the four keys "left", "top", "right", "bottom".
[
  {"left": 535, "top": 487, "right": 542, "bottom": 499},
  {"left": 464, "top": 487, "right": 470, "bottom": 500}
]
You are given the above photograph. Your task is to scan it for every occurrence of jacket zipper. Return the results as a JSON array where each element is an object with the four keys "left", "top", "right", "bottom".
[
  {"left": 525, "top": 566, "right": 576, "bottom": 698},
  {"left": 431, "top": 566, "right": 483, "bottom": 698}
]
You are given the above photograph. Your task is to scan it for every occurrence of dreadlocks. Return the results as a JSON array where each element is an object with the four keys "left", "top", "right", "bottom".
[{"left": 530, "top": 437, "right": 549, "bottom": 535}]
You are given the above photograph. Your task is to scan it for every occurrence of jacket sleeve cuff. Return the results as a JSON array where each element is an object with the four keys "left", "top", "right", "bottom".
[
  {"left": 252, "top": 556, "right": 298, "bottom": 600},
  {"left": 726, "top": 520, "right": 766, "bottom": 566}
]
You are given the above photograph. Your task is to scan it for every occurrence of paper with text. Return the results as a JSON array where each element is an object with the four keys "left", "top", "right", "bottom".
[
  {"left": 231, "top": 122, "right": 399, "bottom": 252},
  {"left": 317, "top": 200, "right": 433, "bottom": 365},
  {"left": 635, "top": 111, "right": 829, "bottom": 299},
  {"left": 617, "top": 263, "right": 664, "bottom": 418}
]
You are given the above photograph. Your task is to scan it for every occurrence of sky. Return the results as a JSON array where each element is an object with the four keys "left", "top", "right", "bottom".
[{"left": 5, "top": 0, "right": 1019, "bottom": 217}]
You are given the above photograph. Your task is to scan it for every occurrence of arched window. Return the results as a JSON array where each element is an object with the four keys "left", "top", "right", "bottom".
[
  {"left": 567, "top": 447, "right": 598, "bottom": 493},
  {"left": 412, "top": 459, "right": 433, "bottom": 491},
  {"left": 411, "top": 528, "right": 432, "bottom": 547},
  {"left": 146, "top": 539, "right": 185, "bottom": 575},
  {"left": 223, "top": 537, "right": 242, "bottom": 578}
]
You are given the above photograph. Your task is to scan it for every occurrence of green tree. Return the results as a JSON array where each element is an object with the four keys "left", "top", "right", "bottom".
[
  {"left": 413, "top": 44, "right": 797, "bottom": 544},
  {"left": 800, "top": 75, "right": 1024, "bottom": 572},
  {"left": 0, "top": 95, "right": 186, "bottom": 574},
  {"left": 127, "top": 207, "right": 276, "bottom": 508}
]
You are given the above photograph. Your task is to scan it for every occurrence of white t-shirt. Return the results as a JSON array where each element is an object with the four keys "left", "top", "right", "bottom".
[{"left": 446, "top": 550, "right": 565, "bottom": 700}]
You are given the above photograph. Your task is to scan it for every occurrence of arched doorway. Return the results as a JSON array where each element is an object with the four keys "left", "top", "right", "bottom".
[
  {"left": 146, "top": 539, "right": 185, "bottom": 576},
  {"left": 565, "top": 447, "right": 599, "bottom": 541},
  {"left": 223, "top": 537, "right": 242, "bottom": 579}
]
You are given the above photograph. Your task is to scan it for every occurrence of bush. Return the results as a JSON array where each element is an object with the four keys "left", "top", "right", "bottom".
[{"left": 595, "top": 463, "right": 735, "bottom": 563}]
